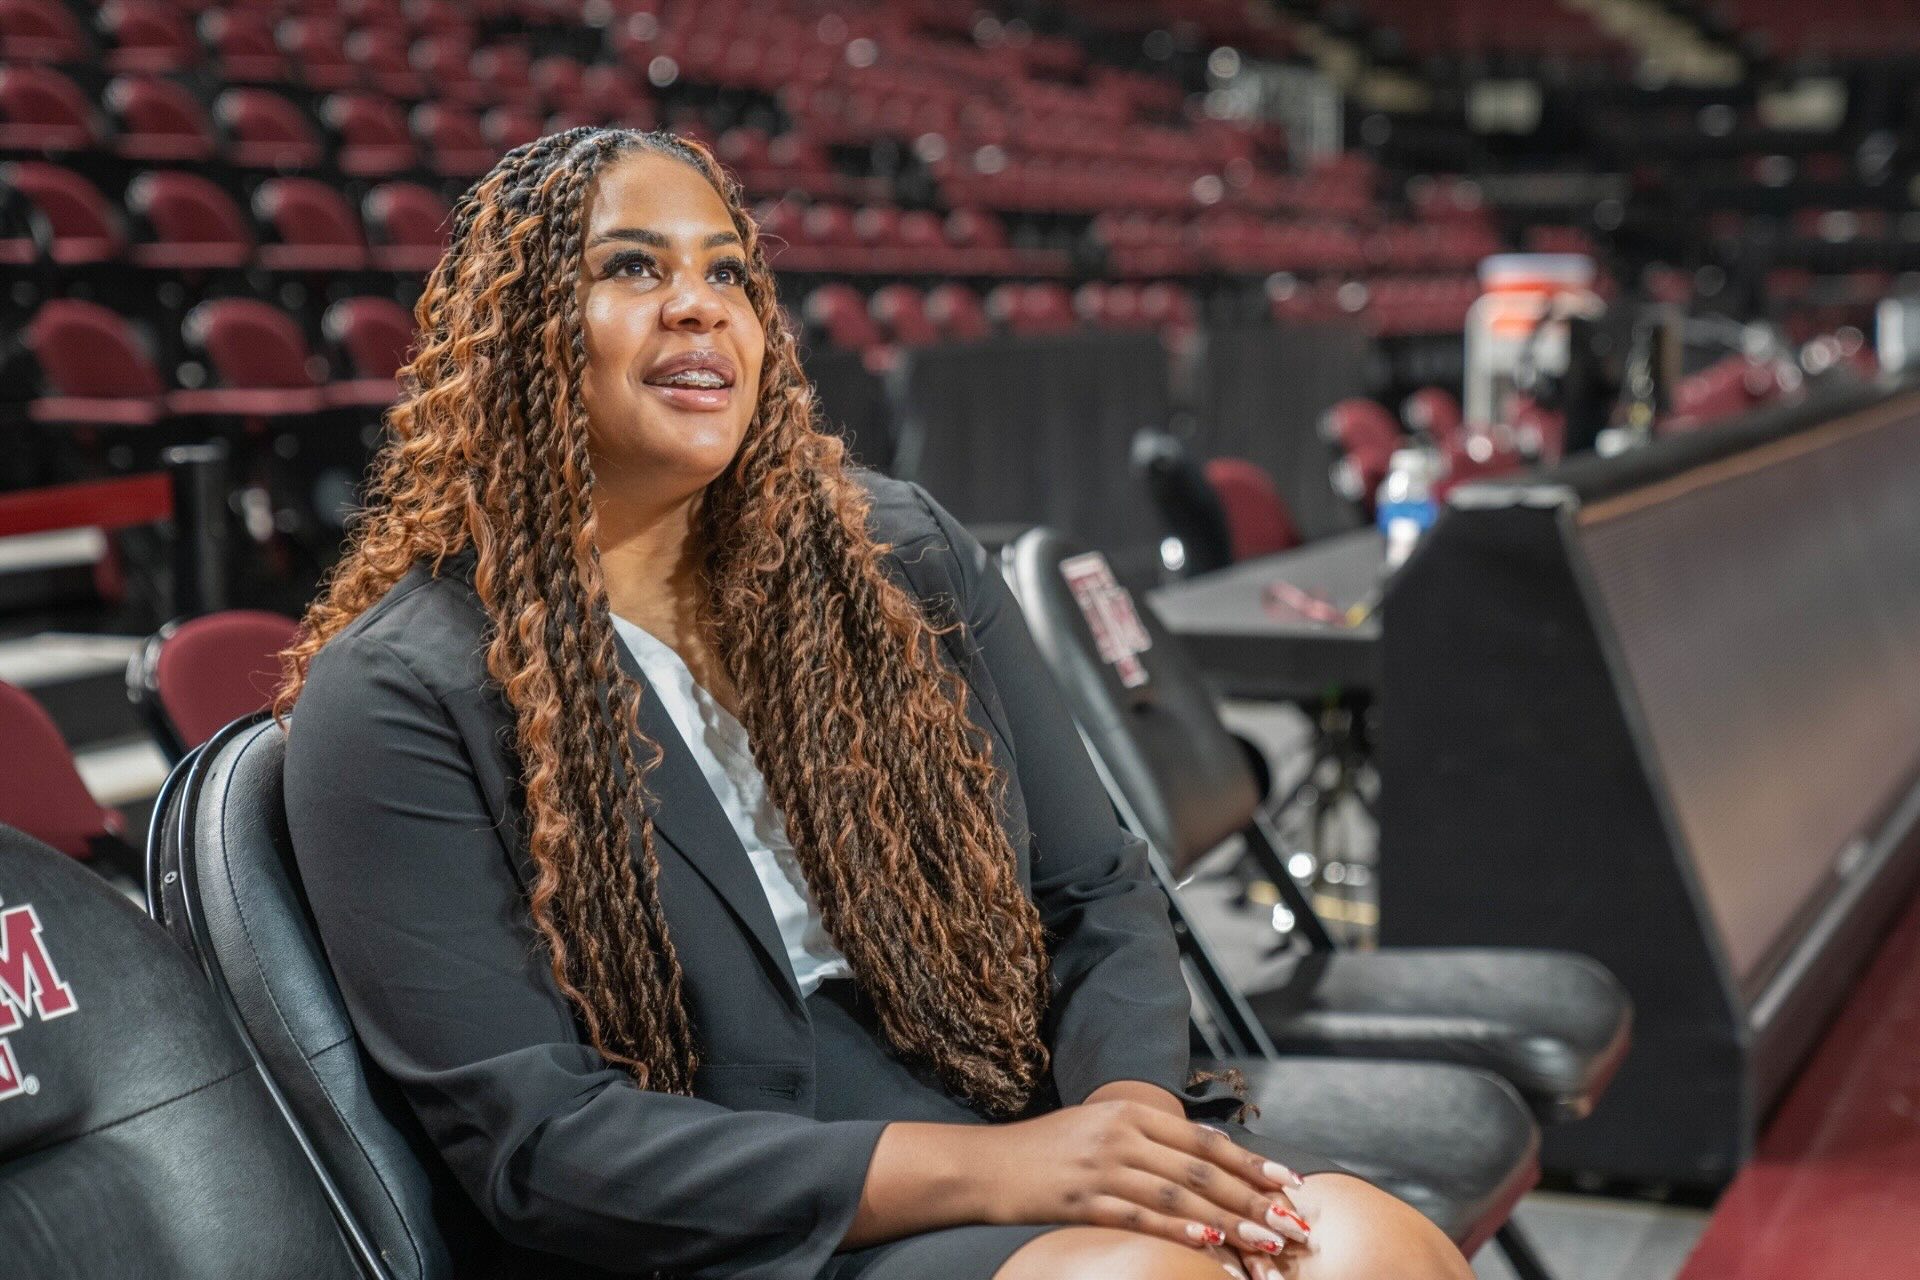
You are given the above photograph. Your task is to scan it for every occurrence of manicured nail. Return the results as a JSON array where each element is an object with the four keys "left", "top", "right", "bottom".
[
  {"left": 1222, "top": 1263, "right": 1248, "bottom": 1280},
  {"left": 1237, "top": 1220, "right": 1287, "bottom": 1253},
  {"left": 1263, "top": 1160, "right": 1305, "bottom": 1187},
  {"left": 1266, "top": 1204, "right": 1311, "bottom": 1242},
  {"left": 1187, "top": 1222, "right": 1226, "bottom": 1246}
]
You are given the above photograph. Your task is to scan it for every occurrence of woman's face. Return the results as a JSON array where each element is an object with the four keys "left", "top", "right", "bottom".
[{"left": 578, "top": 150, "right": 766, "bottom": 506}]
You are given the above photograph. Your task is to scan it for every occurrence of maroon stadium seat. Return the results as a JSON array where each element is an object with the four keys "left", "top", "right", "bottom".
[
  {"left": 412, "top": 34, "right": 489, "bottom": 108},
  {"left": 173, "top": 297, "right": 327, "bottom": 416},
  {"left": 362, "top": 180, "right": 449, "bottom": 273},
  {"left": 924, "top": 283, "right": 991, "bottom": 343},
  {"left": 276, "top": 15, "right": 360, "bottom": 92},
  {"left": 106, "top": 75, "right": 217, "bottom": 163},
  {"left": 24, "top": 299, "right": 169, "bottom": 426},
  {"left": 0, "top": 681, "right": 126, "bottom": 861},
  {"left": 200, "top": 9, "right": 288, "bottom": 83},
  {"left": 214, "top": 88, "right": 325, "bottom": 171},
  {"left": 99, "top": 0, "right": 198, "bottom": 74},
  {"left": 411, "top": 102, "right": 494, "bottom": 178},
  {"left": 140, "top": 611, "right": 300, "bottom": 754},
  {"left": 987, "top": 282, "right": 1077, "bottom": 335},
  {"left": 321, "top": 296, "right": 414, "bottom": 407},
  {"left": 531, "top": 54, "right": 585, "bottom": 112},
  {"left": 803, "top": 283, "right": 885, "bottom": 353},
  {"left": 1202, "top": 457, "right": 1301, "bottom": 561},
  {"left": 1, "top": 163, "right": 124, "bottom": 264},
  {"left": 482, "top": 105, "right": 544, "bottom": 152},
  {"left": 321, "top": 94, "right": 418, "bottom": 178},
  {"left": 126, "top": 170, "right": 254, "bottom": 270},
  {"left": 0, "top": 0, "right": 88, "bottom": 63},
  {"left": 1402, "top": 386, "right": 1465, "bottom": 450},
  {"left": 869, "top": 284, "right": 939, "bottom": 347},
  {"left": 345, "top": 26, "right": 425, "bottom": 100},
  {"left": 0, "top": 66, "right": 102, "bottom": 152},
  {"left": 470, "top": 45, "right": 535, "bottom": 105},
  {"left": 1322, "top": 398, "right": 1405, "bottom": 513},
  {"left": 253, "top": 177, "right": 368, "bottom": 272}
]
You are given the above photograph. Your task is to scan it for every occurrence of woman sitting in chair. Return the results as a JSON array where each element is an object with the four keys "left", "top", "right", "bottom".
[{"left": 278, "top": 128, "right": 1471, "bottom": 1280}]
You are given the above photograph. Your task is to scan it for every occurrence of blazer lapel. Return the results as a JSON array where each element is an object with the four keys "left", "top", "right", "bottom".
[{"left": 608, "top": 633, "right": 806, "bottom": 1011}]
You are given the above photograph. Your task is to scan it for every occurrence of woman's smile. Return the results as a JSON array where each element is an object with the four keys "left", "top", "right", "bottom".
[{"left": 641, "top": 347, "right": 738, "bottom": 412}]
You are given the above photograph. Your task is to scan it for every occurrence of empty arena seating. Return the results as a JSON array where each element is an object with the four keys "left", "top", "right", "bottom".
[
  {"left": 0, "top": 679, "right": 128, "bottom": 861},
  {"left": 0, "top": 0, "right": 1533, "bottom": 440}
]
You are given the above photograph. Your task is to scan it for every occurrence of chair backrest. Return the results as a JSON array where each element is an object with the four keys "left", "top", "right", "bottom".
[
  {"left": 363, "top": 181, "right": 450, "bottom": 251},
  {"left": 0, "top": 65, "right": 102, "bottom": 150},
  {"left": 3, "top": 161, "right": 124, "bottom": 259},
  {"left": 132, "top": 610, "right": 301, "bottom": 759},
  {"left": 1131, "top": 427, "right": 1233, "bottom": 577},
  {"left": 0, "top": 679, "right": 125, "bottom": 859},
  {"left": 106, "top": 74, "right": 216, "bottom": 159},
  {"left": 152, "top": 716, "right": 498, "bottom": 1280},
  {"left": 0, "top": 822, "right": 357, "bottom": 1277},
  {"left": 184, "top": 297, "right": 318, "bottom": 390},
  {"left": 127, "top": 169, "right": 254, "bottom": 255},
  {"left": 323, "top": 296, "right": 415, "bottom": 380},
  {"left": 254, "top": 177, "right": 366, "bottom": 252},
  {"left": 999, "top": 528, "right": 1260, "bottom": 872},
  {"left": 1203, "top": 457, "right": 1301, "bottom": 562},
  {"left": 26, "top": 299, "right": 167, "bottom": 398},
  {"left": 214, "top": 87, "right": 323, "bottom": 165}
]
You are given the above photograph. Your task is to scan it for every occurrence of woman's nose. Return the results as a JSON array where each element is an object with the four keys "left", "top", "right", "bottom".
[{"left": 660, "top": 278, "right": 729, "bottom": 332}]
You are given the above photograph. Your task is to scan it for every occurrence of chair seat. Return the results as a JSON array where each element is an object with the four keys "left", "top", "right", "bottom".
[
  {"left": 323, "top": 378, "right": 399, "bottom": 408},
  {"left": 168, "top": 387, "right": 327, "bottom": 417},
  {"left": 132, "top": 243, "right": 253, "bottom": 270},
  {"left": 30, "top": 395, "right": 168, "bottom": 426},
  {"left": 370, "top": 245, "right": 443, "bottom": 273},
  {"left": 1206, "top": 1055, "right": 1539, "bottom": 1256},
  {"left": 1244, "top": 948, "right": 1632, "bottom": 1122}
]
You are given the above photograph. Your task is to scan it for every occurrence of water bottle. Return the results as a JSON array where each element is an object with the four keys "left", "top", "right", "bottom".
[{"left": 1376, "top": 448, "right": 1440, "bottom": 569}]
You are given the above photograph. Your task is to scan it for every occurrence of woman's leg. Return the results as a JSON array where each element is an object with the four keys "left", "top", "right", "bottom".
[
  {"left": 1268, "top": 1173, "right": 1474, "bottom": 1280},
  {"left": 994, "top": 1175, "right": 1473, "bottom": 1280},
  {"left": 994, "top": 1227, "right": 1242, "bottom": 1280}
]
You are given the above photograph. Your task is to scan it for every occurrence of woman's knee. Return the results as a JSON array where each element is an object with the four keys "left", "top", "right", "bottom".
[
  {"left": 995, "top": 1226, "right": 1236, "bottom": 1280},
  {"left": 1284, "top": 1173, "right": 1473, "bottom": 1280}
]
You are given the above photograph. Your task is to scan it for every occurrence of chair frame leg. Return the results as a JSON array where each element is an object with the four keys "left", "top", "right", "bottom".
[{"left": 1493, "top": 1220, "right": 1556, "bottom": 1280}]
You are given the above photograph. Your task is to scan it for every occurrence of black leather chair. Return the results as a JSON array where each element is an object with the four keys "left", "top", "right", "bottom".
[
  {"left": 1131, "top": 426, "right": 1235, "bottom": 577},
  {"left": 0, "top": 821, "right": 357, "bottom": 1279},
  {"left": 1002, "top": 526, "right": 1632, "bottom": 1118},
  {"left": 1004, "top": 526, "right": 1638, "bottom": 1279},
  {"left": 147, "top": 716, "right": 513, "bottom": 1280},
  {"left": 154, "top": 713, "right": 1541, "bottom": 1273}
]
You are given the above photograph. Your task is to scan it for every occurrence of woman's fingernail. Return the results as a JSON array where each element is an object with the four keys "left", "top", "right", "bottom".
[
  {"left": 1187, "top": 1222, "right": 1226, "bottom": 1246},
  {"left": 1237, "top": 1221, "right": 1287, "bottom": 1253},
  {"left": 1266, "top": 1204, "right": 1312, "bottom": 1242},
  {"left": 1263, "top": 1160, "right": 1305, "bottom": 1187},
  {"left": 1222, "top": 1263, "right": 1249, "bottom": 1280}
]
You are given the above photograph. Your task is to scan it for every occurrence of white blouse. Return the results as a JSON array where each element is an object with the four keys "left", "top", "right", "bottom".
[{"left": 609, "top": 613, "right": 853, "bottom": 997}]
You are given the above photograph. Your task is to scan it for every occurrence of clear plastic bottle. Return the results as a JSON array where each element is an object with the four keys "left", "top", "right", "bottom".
[{"left": 1377, "top": 448, "right": 1440, "bottom": 569}]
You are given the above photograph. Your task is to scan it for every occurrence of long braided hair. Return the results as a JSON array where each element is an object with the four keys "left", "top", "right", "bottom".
[{"left": 274, "top": 129, "right": 1052, "bottom": 1114}]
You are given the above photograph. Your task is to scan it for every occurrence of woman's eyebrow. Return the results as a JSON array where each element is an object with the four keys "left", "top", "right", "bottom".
[{"left": 587, "top": 228, "right": 743, "bottom": 250}]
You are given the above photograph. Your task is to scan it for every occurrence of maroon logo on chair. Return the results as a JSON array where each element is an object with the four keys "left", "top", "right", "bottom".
[
  {"left": 0, "top": 901, "right": 79, "bottom": 1102},
  {"left": 1061, "top": 552, "right": 1153, "bottom": 689}
]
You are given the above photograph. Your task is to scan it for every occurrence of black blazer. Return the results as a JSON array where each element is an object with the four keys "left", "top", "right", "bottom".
[{"left": 284, "top": 473, "right": 1235, "bottom": 1279}]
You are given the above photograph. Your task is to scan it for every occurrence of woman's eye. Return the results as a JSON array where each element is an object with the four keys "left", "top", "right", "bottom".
[
  {"left": 711, "top": 262, "right": 746, "bottom": 286},
  {"left": 609, "top": 254, "right": 656, "bottom": 279}
]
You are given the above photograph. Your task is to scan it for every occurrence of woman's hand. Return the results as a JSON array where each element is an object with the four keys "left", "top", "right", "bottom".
[{"left": 962, "top": 1099, "right": 1312, "bottom": 1259}]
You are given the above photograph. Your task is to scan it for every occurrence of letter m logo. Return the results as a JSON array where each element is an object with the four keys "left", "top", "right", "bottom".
[{"left": 0, "top": 903, "right": 78, "bottom": 1036}]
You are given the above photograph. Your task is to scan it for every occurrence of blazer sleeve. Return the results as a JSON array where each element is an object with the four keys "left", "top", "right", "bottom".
[
  {"left": 283, "top": 630, "right": 887, "bottom": 1280},
  {"left": 908, "top": 487, "right": 1210, "bottom": 1109}
]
